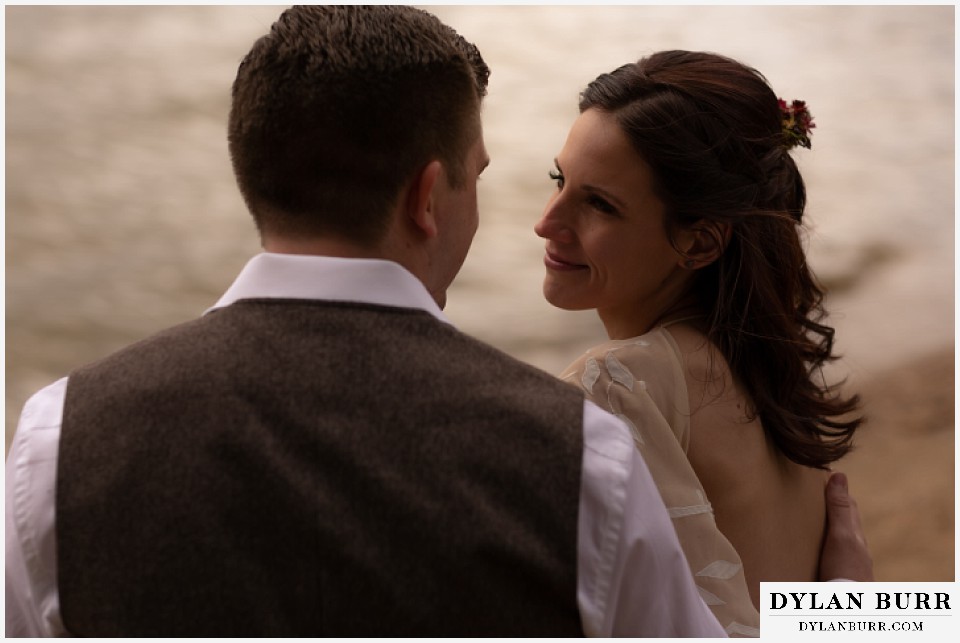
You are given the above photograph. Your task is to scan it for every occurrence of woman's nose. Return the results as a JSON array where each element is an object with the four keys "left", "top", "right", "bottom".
[{"left": 534, "top": 199, "right": 573, "bottom": 242}]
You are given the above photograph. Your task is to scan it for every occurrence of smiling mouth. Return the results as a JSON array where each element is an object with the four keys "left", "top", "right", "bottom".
[{"left": 543, "top": 250, "right": 587, "bottom": 272}]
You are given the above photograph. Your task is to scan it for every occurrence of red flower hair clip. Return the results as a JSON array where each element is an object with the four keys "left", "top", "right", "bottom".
[{"left": 779, "top": 98, "right": 815, "bottom": 150}]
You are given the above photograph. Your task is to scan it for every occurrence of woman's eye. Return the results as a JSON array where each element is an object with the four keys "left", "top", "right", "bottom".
[
  {"left": 548, "top": 169, "right": 564, "bottom": 189},
  {"left": 588, "top": 195, "right": 617, "bottom": 215}
]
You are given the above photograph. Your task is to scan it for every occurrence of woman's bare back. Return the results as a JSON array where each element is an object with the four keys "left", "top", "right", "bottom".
[{"left": 666, "top": 323, "right": 827, "bottom": 608}]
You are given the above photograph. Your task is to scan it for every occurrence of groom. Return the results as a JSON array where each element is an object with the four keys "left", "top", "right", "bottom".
[{"left": 5, "top": 6, "right": 871, "bottom": 637}]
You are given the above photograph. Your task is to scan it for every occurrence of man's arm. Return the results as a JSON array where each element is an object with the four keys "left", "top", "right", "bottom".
[
  {"left": 819, "top": 471, "right": 874, "bottom": 582},
  {"left": 5, "top": 378, "right": 69, "bottom": 637},
  {"left": 578, "top": 402, "right": 727, "bottom": 637}
]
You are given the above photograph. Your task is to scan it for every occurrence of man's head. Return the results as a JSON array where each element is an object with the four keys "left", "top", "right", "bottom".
[{"left": 228, "top": 5, "right": 490, "bottom": 248}]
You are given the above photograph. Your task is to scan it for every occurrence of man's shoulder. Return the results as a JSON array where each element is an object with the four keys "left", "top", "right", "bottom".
[
  {"left": 70, "top": 314, "right": 210, "bottom": 377},
  {"left": 435, "top": 322, "right": 586, "bottom": 398}
]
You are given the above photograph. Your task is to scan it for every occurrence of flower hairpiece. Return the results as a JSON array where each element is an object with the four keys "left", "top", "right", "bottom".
[{"left": 779, "top": 98, "right": 815, "bottom": 150}]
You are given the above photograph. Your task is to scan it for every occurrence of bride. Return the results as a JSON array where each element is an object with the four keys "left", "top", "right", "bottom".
[{"left": 535, "top": 50, "right": 863, "bottom": 636}]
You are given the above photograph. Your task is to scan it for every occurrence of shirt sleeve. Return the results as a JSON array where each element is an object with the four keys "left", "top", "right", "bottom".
[
  {"left": 568, "top": 337, "right": 760, "bottom": 637},
  {"left": 7, "top": 375, "right": 724, "bottom": 638},
  {"left": 577, "top": 400, "right": 726, "bottom": 637},
  {"left": 5, "top": 377, "right": 69, "bottom": 638}
]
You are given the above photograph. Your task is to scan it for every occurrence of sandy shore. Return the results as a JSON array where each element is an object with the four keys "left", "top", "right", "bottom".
[{"left": 836, "top": 348, "right": 955, "bottom": 581}]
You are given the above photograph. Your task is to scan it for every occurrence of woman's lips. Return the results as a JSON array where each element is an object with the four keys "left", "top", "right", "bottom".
[{"left": 544, "top": 250, "right": 587, "bottom": 271}]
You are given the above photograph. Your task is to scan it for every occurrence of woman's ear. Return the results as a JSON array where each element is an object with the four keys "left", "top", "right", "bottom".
[
  {"left": 679, "top": 220, "right": 731, "bottom": 269},
  {"left": 404, "top": 160, "right": 442, "bottom": 239}
]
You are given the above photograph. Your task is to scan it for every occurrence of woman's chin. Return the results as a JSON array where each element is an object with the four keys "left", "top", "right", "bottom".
[{"left": 541, "top": 283, "right": 593, "bottom": 312}]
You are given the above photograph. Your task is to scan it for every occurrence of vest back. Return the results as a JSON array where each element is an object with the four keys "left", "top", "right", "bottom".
[{"left": 57, "top": 300, "right": 585, "bottom": 636}]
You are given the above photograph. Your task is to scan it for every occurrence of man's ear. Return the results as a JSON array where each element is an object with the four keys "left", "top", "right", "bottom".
[
  {"left": 678, "top": 220, "right": 731, "bottom": 269},
  {"left": 404, "top": 160, "right": 442, "bottom": 239}
]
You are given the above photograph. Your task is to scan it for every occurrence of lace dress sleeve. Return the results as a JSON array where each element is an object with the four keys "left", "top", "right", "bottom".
[{"left": 559, "top": 332, "right": 761, "bottom": 638}]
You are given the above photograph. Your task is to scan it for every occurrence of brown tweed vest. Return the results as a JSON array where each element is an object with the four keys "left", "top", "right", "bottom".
[{"left": 57, "top": 299, "right": 585, "bottom": 637}]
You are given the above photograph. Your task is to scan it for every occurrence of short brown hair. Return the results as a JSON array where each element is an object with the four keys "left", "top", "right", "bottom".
[{"left": 228, "top": 6, "right": 489, "bottom": 245}]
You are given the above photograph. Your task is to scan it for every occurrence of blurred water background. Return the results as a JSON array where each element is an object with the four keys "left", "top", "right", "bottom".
[{"left": 5, "top": 5, "right": 954, "bottom": 580}]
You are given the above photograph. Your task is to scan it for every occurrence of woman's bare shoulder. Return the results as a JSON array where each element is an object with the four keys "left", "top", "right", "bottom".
[{"left": 664, "top": 323, "right": 828, "bottom": 594}]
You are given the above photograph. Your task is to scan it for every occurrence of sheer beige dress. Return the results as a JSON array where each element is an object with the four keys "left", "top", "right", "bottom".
[{"left": 559, "top": 325, "right": 761, "bottom": 638}]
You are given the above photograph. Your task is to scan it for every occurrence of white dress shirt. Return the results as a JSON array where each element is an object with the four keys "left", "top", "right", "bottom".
[{"left": 5, "top": 253, "right": 725, "bottom": 638}]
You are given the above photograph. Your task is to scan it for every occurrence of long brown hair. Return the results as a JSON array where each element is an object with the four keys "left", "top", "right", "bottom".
[{"left": 580, "top": 50, "right": 861, "bottom": 468}]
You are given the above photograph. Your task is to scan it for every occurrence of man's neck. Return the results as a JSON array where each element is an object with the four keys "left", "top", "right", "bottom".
[
  {"left": 261, "top": 233, "right": 445, "bottom": 306},
  {"left": 262, "top": 235, "right": 382, "bottom": 259}
]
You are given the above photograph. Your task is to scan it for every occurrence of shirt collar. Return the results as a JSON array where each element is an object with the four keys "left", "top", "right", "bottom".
[{"left": 206, "top": 252, "right": 451, "bottom": 324}]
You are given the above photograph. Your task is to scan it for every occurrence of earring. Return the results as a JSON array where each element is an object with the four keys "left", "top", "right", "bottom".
[{"left": 683, "top": 259, "right": 695, "bottom": 269}]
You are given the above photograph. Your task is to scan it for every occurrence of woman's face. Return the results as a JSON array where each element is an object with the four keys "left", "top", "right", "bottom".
[{"left": 534, "top": 108, "right": 692, "bottom": 338}]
